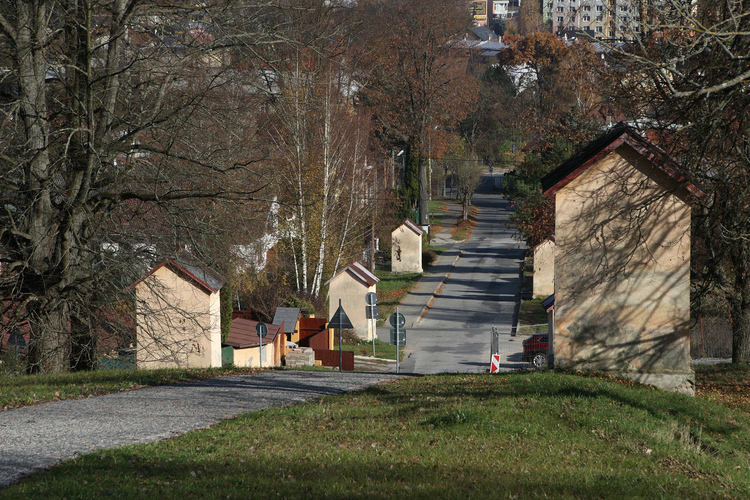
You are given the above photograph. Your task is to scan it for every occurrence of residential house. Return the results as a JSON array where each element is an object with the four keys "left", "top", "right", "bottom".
[{"left": 224, "top": 318, "right": 285, "bottom": 368}]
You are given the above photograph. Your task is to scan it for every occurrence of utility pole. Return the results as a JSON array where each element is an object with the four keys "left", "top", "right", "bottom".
[{"left": 371, "top": 168, "right": 376, "bottom": 273}]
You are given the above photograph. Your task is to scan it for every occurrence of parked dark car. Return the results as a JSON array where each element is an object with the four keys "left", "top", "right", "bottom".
[{"left": 522, "top": 333, "right": 548, "bottom": 369}]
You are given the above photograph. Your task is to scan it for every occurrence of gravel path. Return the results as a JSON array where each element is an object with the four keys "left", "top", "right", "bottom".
[{"left": 0, "top": 370, "right": 403, "bottom": 488}]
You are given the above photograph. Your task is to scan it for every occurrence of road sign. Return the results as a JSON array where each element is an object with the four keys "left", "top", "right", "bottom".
[
  {"left": 366, "top": 305, "right": 379, "bottom": 319},
  {"left": 388, "top": 312, "right": 406, "bottom": 328},
  {"left": 256, "top": 322, "right": 268, "bottom": 338},
  {"left": 8, "top": 327, "right": 26, "bottom": 347},
  {"left": 365, "top": 292, "right": 378, "bottom": 306},
  {"left": 389, "top": 328, "right": 406, "bottom": 346},
  {"left": 490, "top": 354, "right": 501, "bottom": 373},
  {"left": 329, "top": 306, "right": 354, "bottom": 329}
]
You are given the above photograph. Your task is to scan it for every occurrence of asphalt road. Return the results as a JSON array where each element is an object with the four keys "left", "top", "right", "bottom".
[{"left": 399, "top": 175, "right": 526, "bottom": 374}]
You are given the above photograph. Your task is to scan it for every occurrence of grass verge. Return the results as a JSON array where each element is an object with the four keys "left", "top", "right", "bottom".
[
  {"left": 517, "top": 297, "right": 549, "bottom": 335},
  {"left": 427, "top": 199, "right": 449, "bottom": 235},
  {"left": 339, "top": 337, "right": 401, "bottom": 361},
  {"left": 373, "top": 264, "right": 422, "bottom": 327},
  {"left": 0, "top": 366, "right": 260, "bottom": 411},
  {"left": 694, "top": 363, "right": 750, "bottom": 413},
  {"left": 450, "top": 206, "right": 478, "bottom": 241},
  {"left": 5, "top": 372, "right": 750, "bottom": 499}
]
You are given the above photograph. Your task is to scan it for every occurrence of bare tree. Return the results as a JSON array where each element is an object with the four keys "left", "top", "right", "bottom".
[
  {"left": 0, "top": 0, "right": 280, "bottom": 373},
  {"left": 451, "top": 154, "right": 484, "bottom": 221},
  {"left": 357, "top": 0, "right": 477, "bottom": 227},
  {"left": 234, "top": 3, "right": 374, "bottom": 299}
]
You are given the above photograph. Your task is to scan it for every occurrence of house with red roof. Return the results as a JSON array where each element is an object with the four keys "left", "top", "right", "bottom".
[{"left": 224, "top": 317, "right": 285, "bottom": 368}]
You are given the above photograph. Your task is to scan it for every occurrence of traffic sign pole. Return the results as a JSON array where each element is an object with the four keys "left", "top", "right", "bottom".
[
  {"left": 256, "top": 322, "right": 268, "bottom": 369},
  {"left": 338, "top": 299, "right": 343, "bottom": 372},
  {"left": 365, "top": 292, "right": 379, "bottom": 357},
  {"left": 396, "top": 306, "right": 399, "bottom": 374}
]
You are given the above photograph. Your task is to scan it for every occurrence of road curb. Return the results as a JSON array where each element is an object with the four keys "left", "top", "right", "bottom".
[{"left": 413, "top": 250, "right": 463, "bottom": 326}]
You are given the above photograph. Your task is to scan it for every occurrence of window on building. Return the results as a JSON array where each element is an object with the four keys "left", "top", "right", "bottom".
[
  {"left": 571, "top": 6, "right": 576, "bottom": 12},
  {"left": 558, "top": 16, "right": 564, "bottom": 22},
  {"left": 557, "top": 6, "right": 564, "bottom": 11},
  {"left": 596, "top": 5, "right": 604, "bottom": 11},
  {"left": 547, "top": 11, "right": 553, "bottom": 17},
  {"left": 596, "top": 15, "right": 603, "bottom": 20},
  {"left": 596, "top": 26, "right": 603, "bottom": 32},
  {"left": 583, "top": 14, "right": 590, "bottom": 21},
  {"left": 584, "top": 5, "right": 591, "bottom": 10}
]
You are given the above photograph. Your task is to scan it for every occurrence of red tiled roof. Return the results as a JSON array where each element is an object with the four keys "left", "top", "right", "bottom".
[
  {"left": 225, "top": 318, "right": 282, "bottom": 349},
  {"left": 394, "top": 220, "right": 424, "bottom": 236},
  {"left": 541, "top": 123, "right": 704, "bottom": 200},
  {"left": 133, "top": 252, "right": 226, "bottom": 294},
  {"left": 324, "top": 261, "right": 379, "bottom": 287}
]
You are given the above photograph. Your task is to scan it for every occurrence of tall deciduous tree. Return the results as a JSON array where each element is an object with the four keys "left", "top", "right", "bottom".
[
  {"left": 517, "top": 0, "right": 544, "bottom": 35},
  {"left": 358, "top": 0, "right": 477, "bottom": 227},
  {"left": 238, "top": 2, "right": 373, "bottom": 299},
  {"left": 497, "top": 33, "right": 589, "bottom": 132},
  {"left": 0, "top": 0, "right": 284, "bottom": 373}
]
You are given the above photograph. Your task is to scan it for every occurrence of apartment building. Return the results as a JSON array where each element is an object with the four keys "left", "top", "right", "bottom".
[
  {"left": 548, "top": 0, "right": 642, "bottom": 40},
  {"left": 492, "top": 0, "right": 521, "bottom": 20}
]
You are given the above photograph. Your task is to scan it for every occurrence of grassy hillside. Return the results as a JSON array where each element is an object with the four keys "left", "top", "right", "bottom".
[{"left": 4, "top": 370, "right": 750, "bottom": 499}]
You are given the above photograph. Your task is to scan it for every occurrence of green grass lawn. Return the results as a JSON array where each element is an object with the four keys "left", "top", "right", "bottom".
[
  {"left": 338, "top": 337, "right": 401, "bottom": 361},
  {"left": 517, "top": 297, "right": 549, "bottom": 335},
  {"left": 4, "top": 371, "right": 750, "bottom": 499},
  {"left": 373, "top": 264, "right": 422, "bottom": 327},
  {"left": 427, "top": 198, "right": 451, "bottom": 236},
  {"left": 428, "top": 199, "right": 448, "bottom": 215}
]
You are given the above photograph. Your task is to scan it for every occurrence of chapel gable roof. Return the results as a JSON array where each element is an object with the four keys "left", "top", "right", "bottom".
[
  {"left": 134, "top": 252, "right": 226, "bottom": 294},
  {"left": 393, "top": 220, "right": 424, "bottom": 236},
  {"left": 324, "top": 261, "right": 379, "bottom": 287},
  {"left": 541, "top": 122, "right": 704, "bottom": 199}
]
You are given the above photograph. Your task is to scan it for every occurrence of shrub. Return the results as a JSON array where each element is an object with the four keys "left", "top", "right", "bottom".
[{"left": 422, "top": 248, "right": 437, "bottom": 268}]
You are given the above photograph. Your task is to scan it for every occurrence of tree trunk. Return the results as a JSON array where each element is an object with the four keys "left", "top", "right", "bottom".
[
  {"left": 419, "top": 155, "right": 429, "bottom": 226},
  {"left": 27, "top": 303, "right": 70, "bottom": 374},
  {"left": 731, "top": 303, "right": 750, "bottom": 364},
  {"left": 732, "top": 249, "right": 750, "bottom": 364},
  {"left": 403, "top": 137, "right": 420, "bottom": 214}
]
